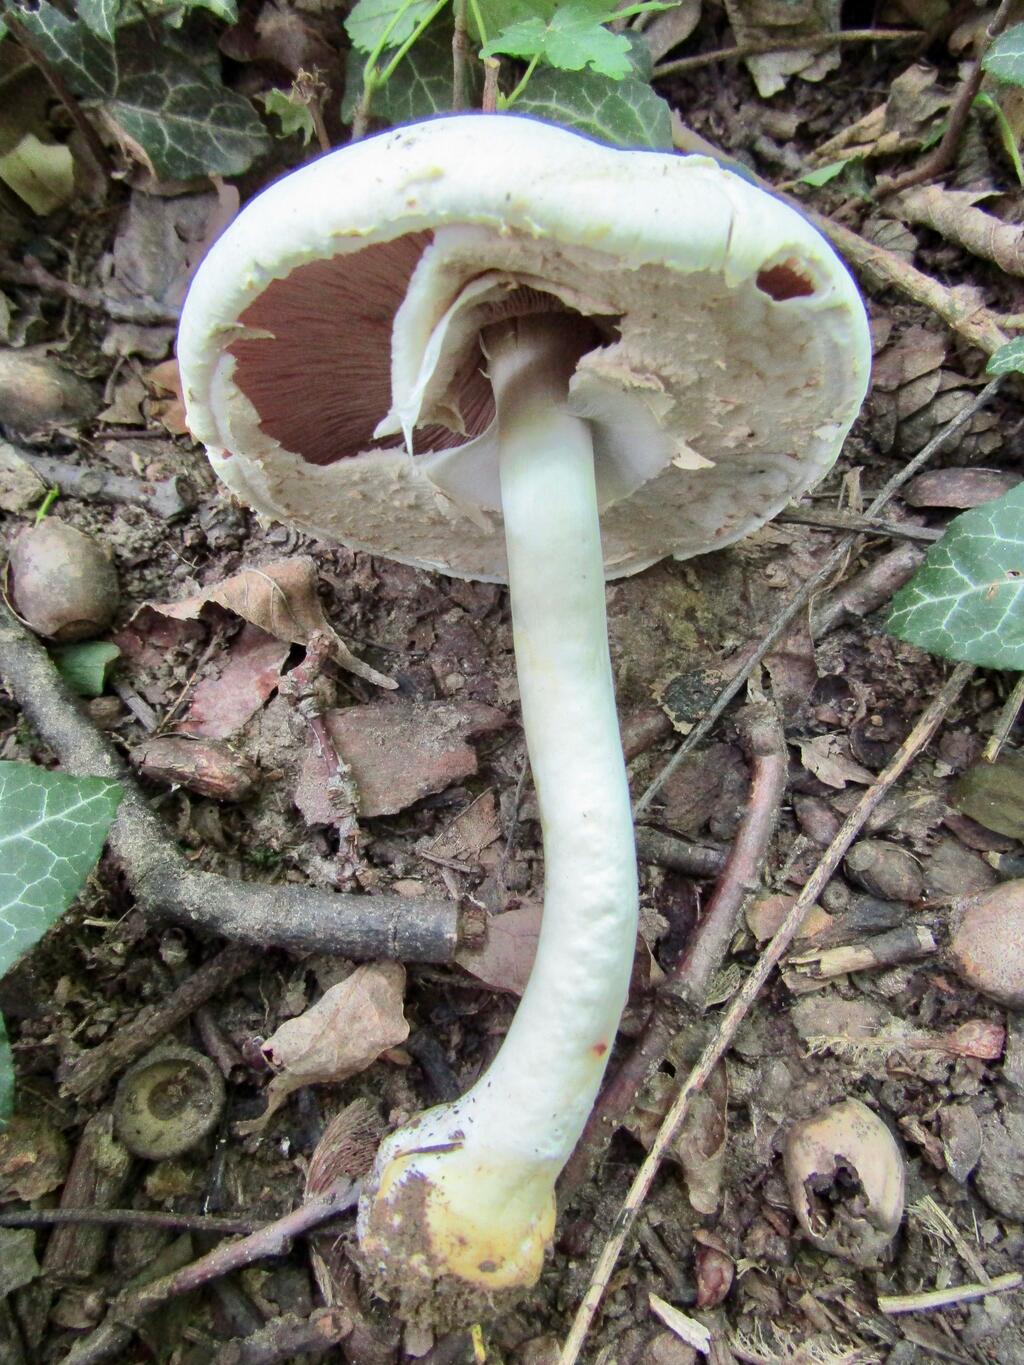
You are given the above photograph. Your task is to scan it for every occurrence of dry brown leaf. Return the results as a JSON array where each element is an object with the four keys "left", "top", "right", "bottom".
[
  {"left": 239, "top": 963, "right": 409, "bottom": 1133},
  {"left": 890, "top": 187, "right": 1024, "bottom": 277},
  {"left": 795, "top": 734, "right": 876, "bottom": 789},
  {"left": 140, "top": 557, "right": 396, "bottom": 690},
  {"left": 145, "top": 358, "right": 189, "bottom": 436},
  {"left": 456, "top": 903, "right": 543, "bottom": 995}
]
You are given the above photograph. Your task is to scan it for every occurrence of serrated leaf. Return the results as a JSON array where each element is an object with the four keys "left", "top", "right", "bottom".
[
  {"left": 513, "top": 65, "right": 672, "bottom": 148},
  {"left": 483, "top": 0, "right": 637, "bottom": 79},
  {"left": 988, "top": 337, "right": 1024, "bottom": 376},
  {"left": 77, "top": 0, "right": 122, "bottom": 43},
  {"left": 983, "top": 23, "right": 1024, "bottom": 87},
  {"left": 50, "top": 641, "right": 120, "bottom": 698},
  {"left": 0, "top": 763, "right": 122, "bottom": 981},
  {"left": 345, "top": 0, "right": 443, "bottom": 54},
  {"left": 888, "top": 484, "right": 1024, "bottom": 670},
  {"left": 11, "top": 3, "right": 267, "bottom": 179}
]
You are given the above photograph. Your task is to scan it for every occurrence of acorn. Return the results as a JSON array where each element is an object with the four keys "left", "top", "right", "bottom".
[
  {"left": 113, "top": 1045, "right": 225, "bottom": 1160},
  {"left": 8, "top": 520, "right": 119, "bottom": 642},
  {"left": 948, "top": 882, "right": 1024, "bottom": 1008}
]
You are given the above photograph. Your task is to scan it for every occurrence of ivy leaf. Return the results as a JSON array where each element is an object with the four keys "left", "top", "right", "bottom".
[
  {"left": 76, "top": 0, "right": 123, "bottom": 43},
  {"left": 513, "top": 64, "right": 672, "bottom": 147},
  {"left": 343, "top": 18, "right": 480, "bottom": 125},
  {"left": 887, "top": 484, "right": 1024, "bottom": 670},
  {"left": 0, "top": 762, "right": 122, "bottom": 981},
  {"left": 987, "top": 337, "right": 1024, "bottom": 376},
  {"left": 483, "top": 0, "right": 665, "bottom": 79},
  {"left": 983, "top": 23, "right": 1024, "bottom": 87},
  {"left": 0, "top": 1014, "right": 11, "bottom": 1130},
  {"left": 50, "top": 641, "right": 121, "bottom": 698},
  {"left": 345, "top": 0, "right": 443, "bottom": 55},
  {"left": 10, "top": 5, "right": 268, "bottom": 179}
]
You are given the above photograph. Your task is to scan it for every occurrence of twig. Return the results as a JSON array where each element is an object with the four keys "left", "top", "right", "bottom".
[
  {"left": 482, "top": 56, "right": 500, "bottom": 112},
  {"left": 2, "top": 11, "right": 111, "bottom": 178},
  {"left": 777, "top": 508, "right": 941, "bottom": 543},
  {"left": 0, "top": 1208, "right": 259, "bottom": 1236},
  {"left": 877, "top": 0, "right": 1017, "bottom": 194},
  {"left": 213, "top": 1307, "right": 353, "bottom": 1364},
  {"left": 0, "top": 599, "right": 471, "bottom": 962},
  {"left": 452, "top": 0, "right": 470, "bottom": 110},
  {"left": 0, "top": 260, "right": 179, "bottom": 325},
  {"left": 634, "top": 379, "right": 1002, "bottom": 817},
  {"left": 879, "top": 1271, "right": 1022, "bottom": 1314},
  {"left": 58, "top": 943, "right": 258, "bottom": 1099},
  {"left": 982, "top": 672, "right": 1024, "bottom": 763},
  {"left": 561, "top": 702, "right": 786, "bottom": 1196},
  {"left": 809, "top": 542, "right": 926, "bottom": 636},
  {"left": 889, "top": 187, "right": 1024, "bottom": 278},
  {"left": 653, "top": 27, "right": 920, "bottom": 77},
  {"left": 62, "top": 1178, "right": 359, "bottom": 1365},
  {"left": 634, "top": 828, "right": 726, "bottom": 878},
  {"left": 558, "top": 661, "right": 975, "bottom": 1365},
  {"left": 11, "top": 447, "right": 197, "bottom": 520}
]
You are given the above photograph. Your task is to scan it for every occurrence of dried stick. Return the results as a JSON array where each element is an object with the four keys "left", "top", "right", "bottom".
[
  {"left": 653, "top": 27, "right": 919, "bottom": 77},
  {"left": 59, "top": 943, "right": 258, "bottom": 1099},
  {"left": 0, "top": 599, "right": 471, "bottom": 962},
  {"left": 809, "top": 542, "right": 926, "bottom": 636},
  {"left": 777, "top": 508, "right": 940, "bottom": 543},
  {"left": 0, "top": 259, "right": 179, "bottom": 325},
  {"left": 983, "top": 672, "right": 1024, "bottom": 762},
  {"left": 213, "top": 1307, "right": 353, "bottom": 1364},
  {"left": 62, "top": 1178, "right": 359, "bottom": 1365},
  {"left": 877, "top": 0, "right": 1016, "bottom": 194},
  {"left": 561, "top": 702, "right": 786, "bottom": 1196},
  {"left": 558, "top": 661, "right": 975, "bottom": 1365},
  {"left": 0, "top": 1208, "right": 259, "bottom": 1236},
  {"left": 12, "top": 448, "right": 198, "bottom": 520},
  {"left": 879, "top": 1271, "right": 1022, "bottom": 1314},
  {"left": 634, "top": 379, "right": 1002, "bottom": 817},
  {"left": 452, "top": 0, "right": 470, "bottom": 109}
]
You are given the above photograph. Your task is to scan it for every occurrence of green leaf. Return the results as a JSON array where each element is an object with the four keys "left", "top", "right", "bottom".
[
  {"left": 0, "top": 762, "right": 122, "bottom": 981},
  {"left": 987, "top": 337, "right": 1024, "bottom": 376},
  {"left": 483, "top": 0, "right": 643, "bottom": 79},
  {"left": 0, "top": 1014, "right": 11, "bottom": 1131},
  {"left": 513, "top": 64, "right": 672, "bottom": 147},
  {"left": 50, "top": 641, "right": 121, "bottom": 698},
  {"left": 11, "top": 4, "right": 268, "bottom": 179},
  {"left": 800, "top": 157, "right": 855, "bottom": 187},
  {"left": 887, "top": 484, "right": 1024, "bottom": 670},
  {"left": 344, "top": 17, "right": 480, "bottom": 124},
  {"left": 345, "top": 0, "right": 444, "bottom": 54},
  {"left": 77, "top": 0, "right": 123, "bottom": 43},
  {"left": 261, "top": 88, "right": 316, "bottom": 143},
  {"left": 983, "top": 23, "right": 1024, "bottom": 87}
]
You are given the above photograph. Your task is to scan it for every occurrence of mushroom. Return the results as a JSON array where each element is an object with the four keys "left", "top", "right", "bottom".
[{"left": 177, "top": 114, "right": 870, "bottom": 1314}]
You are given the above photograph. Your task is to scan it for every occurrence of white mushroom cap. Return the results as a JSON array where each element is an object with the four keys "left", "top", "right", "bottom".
[{"left": 177, "top": 114, "right": 870, "bottom": 582}]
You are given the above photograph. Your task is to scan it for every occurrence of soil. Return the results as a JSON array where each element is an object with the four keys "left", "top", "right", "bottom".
[{"left": 1, "top": 9, "right": 1024, "bottom": 1365}]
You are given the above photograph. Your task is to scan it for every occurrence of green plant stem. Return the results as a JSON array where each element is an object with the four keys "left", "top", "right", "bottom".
[
  {"left": 378, "top": 0, "right": 451, "bottom": 85},
  {"left": 468, "top": 0, "right": 487, "bottom": 44},
  {"left": 974, "top": 92, "right": 1024, "bottom": 186},
  {"left": 500, "top": 52, "right": 539, "bottom": 108}
]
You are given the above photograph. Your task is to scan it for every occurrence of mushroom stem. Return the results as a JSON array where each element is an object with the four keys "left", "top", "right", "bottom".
[{"left": 358, "top": 314, "right": 638, "bottom": 1306}]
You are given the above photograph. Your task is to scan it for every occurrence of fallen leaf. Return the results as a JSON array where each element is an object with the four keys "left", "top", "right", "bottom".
[
  {"left": 144, "top": 358, "right": 189, "bottom": 435},
  {"left": 722, "top": 0, "right": 840, "bottom": 98},
  {"left": 179, "top": 623, "right": 290, "bottom": 739},
  {"left": 140, "top": 557, "right": 395, "bottom": 690},
  {"left": 239, "top": 962, "right": 409, "bottom": 1132},
  {"left": 0, "top": 133, "right": 74, "bottom": 215},
  {"left": 295, "top": 699, "right": 507, "bottom": 820},
  {"left": 428, "top": 790, "right": 501, "bottom": 862},
  {"left": 904, "top": 468, "right": 1021, "bottom": 509},
  {"left": 795, "top": 734, "right": 876, "bottom": 789},
  {"left": 0, "top": 441, "right": 46, "bottom": 513},
  {"left": 456, "top": 903, "right": 543, "bottom": 995},
  {"left": 0, "top": 1114, "right": 70, "bottom": 1201}
]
